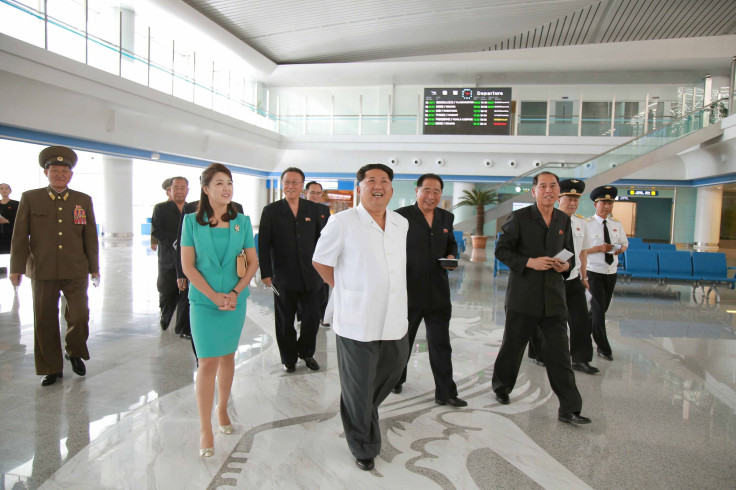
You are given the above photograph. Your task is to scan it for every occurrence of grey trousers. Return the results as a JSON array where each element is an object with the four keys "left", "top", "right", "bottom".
[{"left": 335, "top": 333, "right": 409, "bottom": 460}]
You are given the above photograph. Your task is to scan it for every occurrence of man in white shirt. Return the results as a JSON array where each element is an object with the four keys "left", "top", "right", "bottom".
[
  {"left": 584, "top": 185, "right": 628, "bottom": 361},
  {"left": 312, "top": 163, "right": 409, "bottom": 472}
]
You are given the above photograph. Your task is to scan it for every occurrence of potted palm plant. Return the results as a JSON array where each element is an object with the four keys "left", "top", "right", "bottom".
[{"left": 455, "top": 188, "right": 498, "bottom": 249}]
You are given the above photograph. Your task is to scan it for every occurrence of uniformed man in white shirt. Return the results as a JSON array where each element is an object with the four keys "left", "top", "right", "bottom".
[
  {"left": 312, "top": 163, "right": 409, "bottom": 472},
  {"left": 584, "top": 185, "right": 628, "bottom": 361},
  {"left": 528, "top": 179, "right": 599, "bottom": 374}
]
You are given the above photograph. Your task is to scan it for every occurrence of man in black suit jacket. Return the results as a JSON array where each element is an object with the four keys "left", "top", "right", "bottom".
[
  {"left": 174, "top": 199, "right": 244, "bottom": 358},
  {"left": 492, "top": 172, "right": 591, "bottom": 425},
  {"left": 151, "top": 177, "right": 189, "bottom": 336},
  {"left": 393, "top": 173, "right": 466, "bottom": 407},
  {"left": 259, "top": 168, "right": 327, "bottom": 372}
]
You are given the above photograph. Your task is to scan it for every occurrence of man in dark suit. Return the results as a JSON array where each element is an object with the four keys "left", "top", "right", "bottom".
[
  {"left": 10, "top": 146, "right": 99, "bottom": 386},
  {"left": 151, "top": 176, "right": 189, "bottom": 337},
  {"left": 393, "top": 173, "right": 466, "bottom": 407},
  {"left": 492, "top": 171, "right": 591, "bottom": 425},
  {"left": 175, "top": 199, "right": 244, "bottom": 359},
  {"left": 305, "top": 181, "right": 331, "bottom": 325},
  {"left": 259, "top": 168, "right": 326, "bottom": 372}
]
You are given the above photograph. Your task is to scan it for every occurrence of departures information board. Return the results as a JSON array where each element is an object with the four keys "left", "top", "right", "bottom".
[{"left": 423, "top": 87, "right": 512, "bottom": 135}]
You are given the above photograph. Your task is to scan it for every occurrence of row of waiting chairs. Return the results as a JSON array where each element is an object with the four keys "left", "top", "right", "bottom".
[{"left": 619, "top": 249, "right": 736, "bottom": 302}]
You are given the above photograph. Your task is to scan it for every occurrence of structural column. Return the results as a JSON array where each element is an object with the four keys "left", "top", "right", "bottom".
[
  {"left": 101, "top": 156, "right": 133, "bottom": 237},
  {"left": 452, "top": 182, "right": 475, "bottom": 227},
  {"left": 693, "top": 185, "right": 723, "bottom": 251}
]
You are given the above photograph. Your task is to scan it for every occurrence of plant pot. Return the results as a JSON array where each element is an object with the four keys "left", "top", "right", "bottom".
[{"left": 471, "top": 235, "right": 488, "bottom": 249}]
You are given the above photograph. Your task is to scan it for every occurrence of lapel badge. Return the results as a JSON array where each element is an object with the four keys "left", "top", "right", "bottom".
[
  {"left": 443, "top": 228, "right": 448, "bottom": 233},
  {"left": 559, "top": 229, "right": 563, "bottom": 235},
  {"left": 305, "top": 217, "right": 311, "bottom": 222},
  {"left": 234, "top": 224, "right": 240, "bottom": 232}
]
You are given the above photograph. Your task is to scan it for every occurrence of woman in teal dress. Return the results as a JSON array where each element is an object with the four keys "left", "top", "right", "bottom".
[{"left": 181, "top": 163, "right": 258, "bottom": 457}]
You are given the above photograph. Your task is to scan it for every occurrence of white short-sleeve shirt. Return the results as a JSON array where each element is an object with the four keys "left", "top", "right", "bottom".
[
  {"left": 312, "top": 204, "right": 408, "bottom": 342},
  {"left": 585, "top": 214, "right": 629, "bottom": 274},
  {"left": 569, "top": 214, "right": 592, "bottom": 280}
]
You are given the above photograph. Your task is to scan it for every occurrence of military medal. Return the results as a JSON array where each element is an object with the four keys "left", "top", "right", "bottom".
[
  {"left": 74, "top": 205, "right": 87, "bottom": 225},
  {"left": 234, "top": 224, "right": 240, "bottom": 232}
]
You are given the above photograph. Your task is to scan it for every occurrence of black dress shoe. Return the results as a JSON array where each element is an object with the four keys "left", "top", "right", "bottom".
[
  {"left": 495, "top": 392, "right": 510, "bottom": 405},
  {"left": 354, "top": 458, "right": 374, "bottom": 471},
  {"left": 320, "top": 321, "right": 330, "bottom": 327},
  {"left": 572, "top": 362, "right": 600, "bottom": 375},
  {"left": 41, "top": 373, "right": 63, "bottom": 386},
  {"left": 435, "top": 396, "right": 468, "bottom": 407},
  {"left": 65, "top": 354, "right": 86, "bottom": 376},
  {"left": 179, "top": 333, "right": 192, "bottom": 339},
  {"left": 597, "top": 351, "right": 613, "bottom": 361},
  {"left": 282, "top": 364, "right": 296, "bottom": 373},
  {"left": 392, "top": 383, "right": 403, "bottom": 394},
  {"left": 558, "top": 412, "right": 592, "bottom": 425},
  {"left": 160, "top": 317, "right": 169, "bottom": 331},
  {"left": 303, "top": 357, "right": 320, "bottom": 371}
]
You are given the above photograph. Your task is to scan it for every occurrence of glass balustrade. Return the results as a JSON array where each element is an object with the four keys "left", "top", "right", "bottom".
[{"left": 0, "top": 0, "right": 726, "bottom": 139}]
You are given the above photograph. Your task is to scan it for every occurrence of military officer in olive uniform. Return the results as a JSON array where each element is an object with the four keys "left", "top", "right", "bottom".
[
  {"left": 10, "top": 146, "right": 99, "bottom": 386},
  {"left": 584, "top": 185, "right": 628, "bottom": 361}
]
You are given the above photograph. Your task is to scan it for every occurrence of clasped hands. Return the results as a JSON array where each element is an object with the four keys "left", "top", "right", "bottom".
[
  {"left": 527, "top": 256, "right": 570, "bottom": 272},
  {"left": 213, "top": 291, "right": 238, "bottom": 311}
]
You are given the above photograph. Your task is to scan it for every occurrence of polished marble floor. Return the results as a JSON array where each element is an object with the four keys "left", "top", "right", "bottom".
[{"left": 0, "top": 242, "right": 735, "bottom": 489}]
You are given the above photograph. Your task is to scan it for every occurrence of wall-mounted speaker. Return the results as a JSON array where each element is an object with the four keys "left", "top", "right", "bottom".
[
  {"left": 412, "top": 158, "right": 421, "bottom": 167},
  {"left": 483, "top": 159, "right": 493, "bottom": 168},
  {"left": 435, "top": 158, "right": 444, "bottom": 167},
  {"left": 508, "top": 159, "right": 517, "bottom": 168}
]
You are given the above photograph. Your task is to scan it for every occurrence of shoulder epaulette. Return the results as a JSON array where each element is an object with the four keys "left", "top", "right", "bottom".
[{"left": 574, "top": 213, "right": 583, "bottom": 219}]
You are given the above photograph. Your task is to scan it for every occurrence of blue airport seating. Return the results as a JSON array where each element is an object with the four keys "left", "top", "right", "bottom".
[
  {"left": 657, "top": 251, "right": 695, "bottom": 281},
  {"left": 621, "top": 249, "right": 661, "bottom": 280},
  {"left": 692, "top": 252, "right": 736, "bottom": 288},
  {"left": 648, "top": 243, "right": 676, "bottom": 251},
  {"left": 626, "top": 240, "right": 649, "bottom": 249},
  {"left": 493, "top": 233, "right": 510, "bottom": 277},
  {"left": 627, "top": 237, "right": 643, "bottom": 245},
  {"left": 454, "top": 231, "right": 466, "bottom": 253}
]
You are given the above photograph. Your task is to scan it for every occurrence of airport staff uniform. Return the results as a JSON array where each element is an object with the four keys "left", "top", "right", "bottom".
[{"left": 585, "top": 186, "right": 628, "bottom": 359}]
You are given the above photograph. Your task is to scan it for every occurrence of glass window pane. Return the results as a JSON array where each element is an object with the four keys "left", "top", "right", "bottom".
[
  {"left": 614, "top": 101, "right": 641, "bottom": 137},
  {"left": 549, "top": 100, "right": 578, "bottom": 136},
  {"left": 518, "top": 101, "right": 547, "bottom": 136},
  {"left": 47, "top": 0, "right": 85, "bottom": 63},
  {"left": 581, "top": 101, "right": 612, "bottom": 136},
  {"left": 0, "top": 1, "right": 44, "bottom": 48}
]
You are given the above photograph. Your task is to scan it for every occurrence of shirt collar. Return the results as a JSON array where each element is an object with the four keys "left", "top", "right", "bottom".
[
  {"left": 594, "top": 214, "right": 607, "bottom": 224},
  {"left": 356, "top": 203, "right": 396, "bottom": 228}
]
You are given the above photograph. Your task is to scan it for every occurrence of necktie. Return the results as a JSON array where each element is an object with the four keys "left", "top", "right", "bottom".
[{"left": 603, "top": 219, "right": 613, "bottom": 265}]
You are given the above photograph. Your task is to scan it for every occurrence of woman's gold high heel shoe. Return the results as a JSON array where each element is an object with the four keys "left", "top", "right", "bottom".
[
  {"left": 219, "top": 425, "right": 234, "bottom": 435},
  {"left": 200, "top": 447, "right": 215, "bottom": 457}
]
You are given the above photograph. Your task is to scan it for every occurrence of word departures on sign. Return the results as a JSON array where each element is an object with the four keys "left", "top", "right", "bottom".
[
  {"left": 628, "top": 190, "right": 658, "bottom": 196},
  {"left": 423, "top": 88, "right": 512, "bottom": 135}
]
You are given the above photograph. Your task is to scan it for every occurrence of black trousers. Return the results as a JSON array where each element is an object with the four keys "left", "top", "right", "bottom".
[
  {"left": 493, "top": 309, "right": 582, "bottom": 415},
  {"left": 274, "top": 286, "right": 321, "bottom": 365},
  {"left": 157, "top": 268, "right": 187, "bottom": 332},
  {"left": 336, "top": 333, "right": 409, "bottom": 460},
  {"left": 587, "top": 271, "right": 617, "bottom": 356},
  {"left": 528, "top": 277, "right": 593, "bottom": 363},
  {"left": 396, "top": 306, "right": 458, "bottom": 399},
  {"left": 319, "top": 283, "right": 330, "bottom": 322}
]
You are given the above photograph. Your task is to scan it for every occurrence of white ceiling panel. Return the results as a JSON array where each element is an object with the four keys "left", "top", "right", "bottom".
[{"left": 180, "top": 0, "right": 736, "bottom": 63}]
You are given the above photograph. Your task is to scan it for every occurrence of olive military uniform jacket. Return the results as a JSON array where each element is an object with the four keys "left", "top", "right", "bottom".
[{"left": 10, "top": 187, "right": 99, "bottom": 280}]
